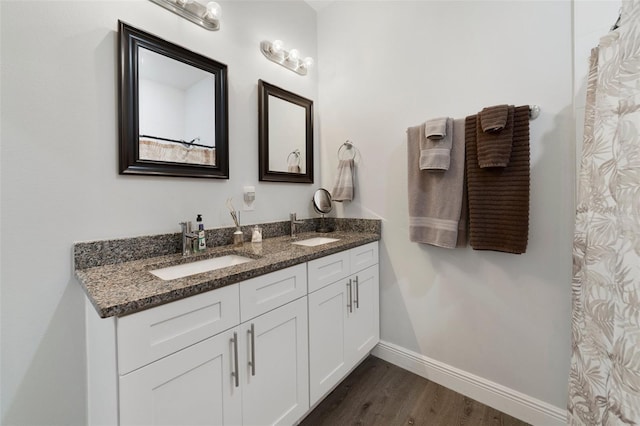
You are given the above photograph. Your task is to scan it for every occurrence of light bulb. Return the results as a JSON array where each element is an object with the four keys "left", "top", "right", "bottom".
[
  {"left": 271, "top": 40, "right": 284, "bottom": 54},
  {"left": 288, "top": 48, "right": 300, "bottom": 62},
  {"left": 205, "top": 2, "right": 221, "bottom": 20},
  {"left": 302, "top": 57, "right": 314, "bottom": 69}
]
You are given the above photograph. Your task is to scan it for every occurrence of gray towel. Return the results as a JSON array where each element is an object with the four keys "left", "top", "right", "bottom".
[
  {"left": 424, "top": 117, "right": 448, "bottom": 138},
  {"left": 287, "top": 165, "right": 301, "bottom": 173},
  {"left": 331, "top": 159, "right": 355, "bottom": 202},
  {"left": 408, "top": 118, "right": 466, "bottom": 248},
  {"left": 420, "top": 117, "right": 452, "bottom": 171}
]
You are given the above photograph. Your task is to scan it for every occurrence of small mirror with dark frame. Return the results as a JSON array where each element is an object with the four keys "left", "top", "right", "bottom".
[
  {"left": 258, "top": 80, "right": 313, "bottom": 183},
  {"left": 119, "top": 21, "right": 229, "bottom": 178}
]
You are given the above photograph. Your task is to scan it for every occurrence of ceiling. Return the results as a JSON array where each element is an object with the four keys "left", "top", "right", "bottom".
[{"left": 304, "top": 0, "right": 335, "bottom": 12}]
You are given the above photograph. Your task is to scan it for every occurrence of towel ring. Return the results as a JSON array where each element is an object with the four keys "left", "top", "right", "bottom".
[
  {"left": 287, "top": 149, "right": 301, "bottom": 166},
  {"left": 337, "top": 140, "right": 358, "bottom": 161}
]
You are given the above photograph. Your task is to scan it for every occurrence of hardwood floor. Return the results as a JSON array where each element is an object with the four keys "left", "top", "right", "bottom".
[{"left": 300, "top": 356, "right": 530, "bottom": 426}]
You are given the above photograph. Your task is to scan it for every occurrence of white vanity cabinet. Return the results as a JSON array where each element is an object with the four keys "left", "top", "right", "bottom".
[
  {"left": 86, "top": 242, "right": 379, "bottom": 426},
  {"left": 307, "top": 242, "right": 379, "bottom": 406}
]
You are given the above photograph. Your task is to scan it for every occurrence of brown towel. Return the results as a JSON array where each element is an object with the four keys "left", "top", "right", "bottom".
[
  {"left": 480, "top": 104, "right": 509, "bottom": 132},
  {"left": 465, "top": 105, "right": 530, "bottom": 254},
  {"left": 407, "top": 118, "right": 466, "bottom": 249},
  {"left": 476, "top": 105, "right": 514, "bottom": 168}
]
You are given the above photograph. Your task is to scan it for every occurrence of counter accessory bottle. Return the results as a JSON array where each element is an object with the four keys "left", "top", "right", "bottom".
[
  {"left": 251, "top": 225, "right": 262, "bottom": 243},
  {"left": 197, "top": 214, "right": 206, "bottom": 251}
]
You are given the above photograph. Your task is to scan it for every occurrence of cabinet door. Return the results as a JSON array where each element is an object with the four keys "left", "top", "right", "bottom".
[
  {"left": 119, "top": 328, "right": 242, "bottom": 426},
  {"left": 308, "top": 279, "right": 350, "bottom": 405},
  {"left": 240, "top": 297, "right": 309, "bottom": 426},
  {"left": 346, "top": 265, "right": 380, "bottom": 366}
]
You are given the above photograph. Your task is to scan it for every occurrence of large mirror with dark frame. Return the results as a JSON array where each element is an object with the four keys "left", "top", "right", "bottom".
[
  {"left": 119, "top": 21, "right": 229, "bottom": 178},
  {"left": 258, "top": 80, "right": 313, "bottom": 183}
]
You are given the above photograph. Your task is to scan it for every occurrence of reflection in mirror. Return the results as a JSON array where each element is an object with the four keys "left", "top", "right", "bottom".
[
  {"left": 268, "top": 96, "right": 305, "bottom": 173},
  {"left": 138, "top": 48, "right": 216, "bottom": 166},
  {"left": 119, "top": 21, "right": 229, "bottom": 178},
  {"left": 258, "top": 80, "right": 313, "bottom": 183}
]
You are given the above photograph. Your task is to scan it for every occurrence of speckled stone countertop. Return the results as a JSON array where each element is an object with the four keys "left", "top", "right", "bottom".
[{"left": 75, "top": 220, "right": 380, "bottom": 318}]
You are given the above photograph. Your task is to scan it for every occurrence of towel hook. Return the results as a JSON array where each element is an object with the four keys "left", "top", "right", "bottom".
[{"left": 338, "top": 140, "right": 358, "bottom": 161}]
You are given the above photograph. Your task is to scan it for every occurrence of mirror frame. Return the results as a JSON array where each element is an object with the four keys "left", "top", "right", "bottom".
[
  {"left": 119, "top": 21, "right": 229, "bottom": 179},
  {"left": 258, "top": 80, "right": 313, "bottom": 183}
]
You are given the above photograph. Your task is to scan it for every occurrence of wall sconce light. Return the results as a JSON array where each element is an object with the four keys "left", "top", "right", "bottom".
[
  {"left": 260, "top": 40, "right": 313, "bottom": 76},
  {"left": 149, "top": 0, "right": 222, "bottom": 31}
]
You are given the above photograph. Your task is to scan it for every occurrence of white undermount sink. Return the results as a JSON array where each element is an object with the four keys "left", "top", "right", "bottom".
[
  {"left": 292, "top": 237, "right": 340, "bottom": 247},
  {"left": 150, "top": 255, "right": 252, "bottom": 281}
]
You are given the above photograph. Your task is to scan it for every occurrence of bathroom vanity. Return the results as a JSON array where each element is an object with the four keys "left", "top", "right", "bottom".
[{"left": 76, "top": 223, "right": 380, "bottom": 425}]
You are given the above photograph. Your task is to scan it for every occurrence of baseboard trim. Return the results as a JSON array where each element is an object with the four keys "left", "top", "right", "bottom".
[{"left": 372, "top": 341, "right": 567, "bottom": 426}]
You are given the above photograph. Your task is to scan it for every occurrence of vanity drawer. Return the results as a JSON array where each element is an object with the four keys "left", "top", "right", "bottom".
[
  {"left": 117, "top": 283, "right": 240, "bottom": 375},
  {"left": 240, "top": 263, "right": 307, "bottom": 322},
  {"left": 350, "top": 242, "right": 379, "bottom": 274},
  {"left": 308, "top": 250, "right": 350, "bottom": 293}
]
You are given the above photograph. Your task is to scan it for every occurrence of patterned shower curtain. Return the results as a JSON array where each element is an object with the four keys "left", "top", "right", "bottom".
[{"left": 568, "top": 1, "right": 640, "bottom": 424}]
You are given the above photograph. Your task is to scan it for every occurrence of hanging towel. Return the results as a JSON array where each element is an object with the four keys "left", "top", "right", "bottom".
[
  {"left": 407, "top": 118, "right": 466, "bottom": 248},
  {"left": 476, "top": 105, "right": 514, "bottom": 168},
  {"left": 287, "top": 165, "right": 301, "bottom": 173},
  {"left": 331, "top": 159, "right": 355, "bottom": 202},
  {"left": 465, "top": 105, "right": 530, "bottom": 254},
  {"left": 420, "top": 117, "right": 453, "bottom": 171},
  {"left": 424, "top": 117, "right": 448, "bottom": 138},
  {"left": 480, "top": 104, "right": 509, "bottom": 132}
]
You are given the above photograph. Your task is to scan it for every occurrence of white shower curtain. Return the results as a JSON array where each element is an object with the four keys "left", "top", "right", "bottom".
[{"left": 569, "top": 1, "right": 640, "bottom": 424}]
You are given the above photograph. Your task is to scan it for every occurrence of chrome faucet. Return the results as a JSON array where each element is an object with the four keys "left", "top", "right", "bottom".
[
  {"left": 179, "top": 221, "right": 199, "bottom": 257},
  {"left": 290, "top": 212, "right": 305, "bottom": 238}
]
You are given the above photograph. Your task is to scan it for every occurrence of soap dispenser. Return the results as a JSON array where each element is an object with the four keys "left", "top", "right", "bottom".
[{"left": 197, "top": 214, "right": 206, "bottom": 251}]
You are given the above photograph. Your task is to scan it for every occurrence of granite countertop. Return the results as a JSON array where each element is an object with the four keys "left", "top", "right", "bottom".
[{"left": 76, "top": 230, "right": 379, "bottom": 318}]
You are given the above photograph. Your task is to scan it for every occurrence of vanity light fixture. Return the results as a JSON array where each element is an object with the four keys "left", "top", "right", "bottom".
[
  {"left": 260, "top": 40, "right": 313, "bottom": 76},
  {"left": 149, "top": 0, "right": 222, "bottom": 31}
]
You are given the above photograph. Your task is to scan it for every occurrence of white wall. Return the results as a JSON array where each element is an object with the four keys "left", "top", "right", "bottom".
[
  {"left": 0, "top": 1, "right": 317, "bottom": 424},
  {"left": 185, "top": 77, "right": 216, "bottom": 147},
  {"left": 139, "top": 78, "right": 187, "bottom": 141},
  {"left": 317, "top": 0, "right": 574, "bottom": 410}
]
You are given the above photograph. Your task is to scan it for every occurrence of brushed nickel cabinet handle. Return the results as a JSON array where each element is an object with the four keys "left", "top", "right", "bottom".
[
  {"left": 354, "top": 275, "right": 360, "bottom": 309},
  {"left": 231, "top": 332, "right": 239, "bottom": 387},
  {"left": 248, "top": 323, "right": 256, "bottom": 376},
  {"left": 347, "top": 279, "right": 353, "bottom": 313}
]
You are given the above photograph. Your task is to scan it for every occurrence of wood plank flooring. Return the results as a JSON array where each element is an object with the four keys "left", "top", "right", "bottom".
[{"left": 300, "top": 356, "right": 530, "bottom": 426}]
